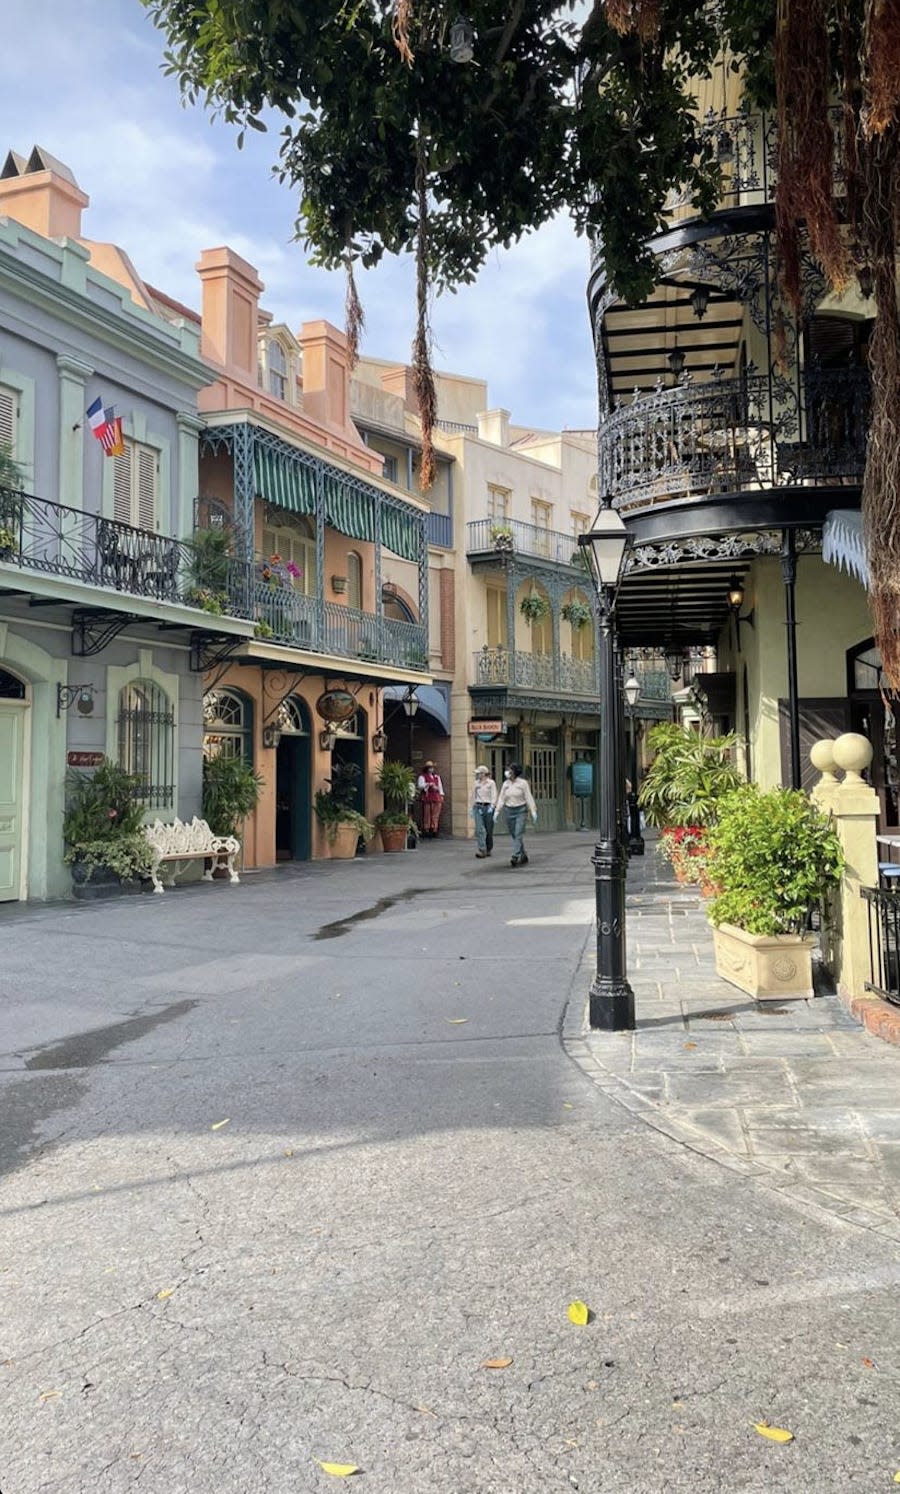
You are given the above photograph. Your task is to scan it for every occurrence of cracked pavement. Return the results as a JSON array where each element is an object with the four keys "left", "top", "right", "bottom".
[{"left": 1, "top": 833, "right": 899, "bottom": 1492}]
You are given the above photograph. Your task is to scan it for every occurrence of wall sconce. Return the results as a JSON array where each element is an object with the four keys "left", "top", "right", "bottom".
[
  {"left": 262, "top": 725, "right": 282, "bottom": 749},
  {"left": 449, "top": 15, "right": 475, "bottom": 62},
  {"left": 728, "top": 573, "right": 755, "bottom": 648},
  {"left": 57, "top": 682, "right": 95, "bottom": 718},
  {"left": 690, "top": 285, "right": 710, "bottom": 321},
  {"left": 331, "top": 575, "right": 348, "bottom": 595},
  {"left": 372, "top": 728, "right": 388, "bottom": 754},
  {"left": 717, "top": 128, "right": 734, "bottom": 164},
  {"left": 319, "top": 728, "right": 337, "bottom": 751}
]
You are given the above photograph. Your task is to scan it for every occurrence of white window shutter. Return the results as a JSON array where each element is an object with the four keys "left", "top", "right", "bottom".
[
  {"left": 136, "top": 445, "right": 157, "bottom": 531},
  {"left": 0, "top": 386, "right": 17, "bottom": 456},
  {"left": 113, "top": 443, "right": 133, "bottom": 524}
]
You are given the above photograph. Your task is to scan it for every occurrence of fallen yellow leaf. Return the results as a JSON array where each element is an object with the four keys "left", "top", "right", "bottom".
[
  {"left": 481, "top": 1356, "right": 513, "bottom": 1369},
  {"left": 562, "top": 1103, "right": 574, "bottom": 1110},
  {"left": 39, "top": 1390, "right": 61, "bottom": 1402},
  {"left": 893, "top": 1473, "right": 900, "bottom": 1484},
  {"left": 315, "top": 1461, "right": 361, "bottom": 1478},
  {"left": 567, "top": 1300, "right": 590, "bottom": 1326},
  {"left": 684, "top": 1041, "right": 697, "bottom": 1050},
  {"left": 445, "top": 1018, "right": 468, "bottom": 1025},
  {"left": 752, "top": 1422, "right": 794, "bottom": 1443},
  {"left": 156, "top": 1289, "right": 174, "bottom": 1301},
  {"left": 284, "top": 1149, "right": 294, "bottom": 1157},
  {"left": 211, "top": 1119, "right": 230, "bottom": 1130}
]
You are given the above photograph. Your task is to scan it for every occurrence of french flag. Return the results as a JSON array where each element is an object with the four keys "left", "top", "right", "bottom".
[{"left": 86, "top": 396, "right": 120, "bottom": 455}]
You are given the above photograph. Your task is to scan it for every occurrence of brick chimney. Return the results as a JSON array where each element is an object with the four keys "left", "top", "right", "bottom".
[
  {"left": 196, "top": 246, "right": 264, "bottom": 378},
  {"left": 0, "top": 146, "right": 88, "bottom": 239},
  {"left": 300, "top": 320, "right": 351, "bottom": 429}
]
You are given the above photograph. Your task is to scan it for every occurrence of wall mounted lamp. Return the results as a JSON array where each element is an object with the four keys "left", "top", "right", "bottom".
[
  {"left": 372, "top": 728, "right": 388, "bottom": 754},
  {"left": 728, "top": 574, "right": 755, "bottom": 648},
  {"left": 262, "top": 725, "right": 282, "bottom": 749},
  {"left": 319, "top": 728, "right": 337, "bottom": 752},
  {"left": 667, "top": 346, "right": 685, "bottom": 379},
  {"left": 449, "top": 15, "right": 475, "bottom": 62},
  {"left": 57, "top": 683, "right": 95, "bottom": 718},
  {"left": 690, "top": 285, "right": 710, "bottom": 321}
]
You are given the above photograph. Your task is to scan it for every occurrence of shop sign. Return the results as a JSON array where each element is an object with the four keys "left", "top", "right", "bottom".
[
  {"left": 315, "top": 689, "right": 356, "bottom": 724},
  {"left": 468, "top": 720, "right": 506, "bottom": 735},
  {"left": 66, "top": 750, "right": 104, "bottom": 768}
]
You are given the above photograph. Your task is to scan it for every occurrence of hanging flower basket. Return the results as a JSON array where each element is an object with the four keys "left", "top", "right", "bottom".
[
  {"left": 519, "top": 591, "right": 550, "bottom": 623},
  {"left": 490, "top": 525, "right": 514, "bottom": 552},
  {"left": 561, "top": 599, "right": 592, "bottom": 630}
]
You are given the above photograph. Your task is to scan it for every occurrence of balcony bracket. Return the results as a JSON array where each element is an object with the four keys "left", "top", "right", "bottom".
[
  {"left": 190, "top": 631, "right": 242, "bottom": 675},
  {"left": 262, "top": 667, "right": 312, "bottom": 727},
  {"left": 72, "top": 610, "right": 135, "bottom": 658}
]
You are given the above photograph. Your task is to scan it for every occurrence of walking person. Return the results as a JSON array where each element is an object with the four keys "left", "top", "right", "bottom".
[
  {"left": 417, "top": 760, "right": 445, "bottom": 838},
  {"left": 494, "top": 762, "right": 538, "bottom": 867},
  {"left": 470, "top": 764, "right": 497, "bottom": 858}
]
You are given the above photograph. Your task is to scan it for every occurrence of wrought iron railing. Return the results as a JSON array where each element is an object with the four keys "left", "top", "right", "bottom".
[
  {"left": 426, "top": 510, "right": 453, "bottom": 548},
  {"left": 253, "top": 581, "right": 428, "bottom": 669},
  {"left": 435, "top": 420, "right": 478, "bottom": 435},
  {"left": 0, "top": 484, "right": 255, "bottom": 616},
  {"left": 467, "top": 518, "right": 592, "bottom": 568},
  {"left": 598, "top": 368, "right": 869, "bottom": 513},
  {"left": 474, "top": 646, "right": 599, "bottom": 696},
  {"left": 634, "top": 668, "right": 672, "bottom": 702},
  {"left": 665, "top": 106, "right": 845, "bottom": 214},
  {"left": 862, "top": 886, "right": 900, "bottom": 1008}
]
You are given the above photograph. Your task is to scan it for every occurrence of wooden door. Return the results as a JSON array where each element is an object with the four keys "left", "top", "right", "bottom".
[{"left": 0, "top": 705, "right": 24, "bottom": 900}]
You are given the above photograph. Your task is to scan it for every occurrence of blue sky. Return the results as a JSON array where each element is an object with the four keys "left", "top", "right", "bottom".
[{"left": 1, "top": 0, "right": 598, "bottom": 431}]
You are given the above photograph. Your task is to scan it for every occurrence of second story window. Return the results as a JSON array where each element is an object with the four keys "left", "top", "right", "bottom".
[
  {"left": 531, "top": 499, "right": 552, "bottom": 557},
  {"left": 113, "top": 439, "right": 158, "bottom": 531},
  {"left": 262, "top": 515, "right": 316, "bottom": 596},
  {"left": 383, "top": 455, "right": 399, "bottom": 484},
  {"left": 486, "top": 585, "right": 507, "bottom": 649},
  {"left": 487, "top": 484, "right": 510, "bottom": 522},
  {"left": 571, "top": 511, "right": 589, "bottom": 536},
  {"left": 347, "top": 551, "right": 363, "bottom": 611},
  {"left": 268, "top": 339, "right": 288, "bottom": 401},
  {"left": 0, "top": 385, "right": 18, "bottom": 463}
]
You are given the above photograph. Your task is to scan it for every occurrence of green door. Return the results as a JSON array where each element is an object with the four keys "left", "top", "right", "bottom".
[{"left": 0, "top": 704, "right": 25, "bottom": 900}]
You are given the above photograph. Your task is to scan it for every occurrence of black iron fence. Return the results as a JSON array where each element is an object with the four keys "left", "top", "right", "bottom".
[{"left": 862, "top": 886, "right": 900, "bottom": 1007}]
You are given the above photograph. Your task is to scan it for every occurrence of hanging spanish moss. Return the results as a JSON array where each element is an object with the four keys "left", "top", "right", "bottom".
[
  {"left": 861, "top": 0, "right": 900, "bottom": 137},
  {"left": 392, "top": 0, "right": 415, "bottom": 66},
  {"left": 604, "top": 0, "right": 661, "bottom": 42},
  {"left": 412, "top": 138, "right": 436, "bottom": 491},
  {"left": 344, "top": 250, "right": 364, "bottom": 370}
]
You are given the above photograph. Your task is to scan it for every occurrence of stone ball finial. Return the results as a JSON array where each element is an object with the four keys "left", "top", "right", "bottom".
[
  {"left": 832, "top": 731, "right": 873, "bottom": 781},
  {"left": 809, "top": 738, "right": 838, "bottom": 782}
]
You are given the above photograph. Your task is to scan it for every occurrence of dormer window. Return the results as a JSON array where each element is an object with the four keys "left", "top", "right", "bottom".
[{"left": 268, "top": 338, "right": 287, "bottom": 401}]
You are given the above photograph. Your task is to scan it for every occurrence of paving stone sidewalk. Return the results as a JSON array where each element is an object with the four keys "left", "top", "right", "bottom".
[{"left": 568, "top": 846, "right": 900, "bottom": 1239}]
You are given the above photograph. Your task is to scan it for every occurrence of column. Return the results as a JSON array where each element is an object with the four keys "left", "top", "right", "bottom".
[
  {"left": 175, "top": 411, "right": 204, "bottom": 539},
  {"left": 56, "top": 355, "right": 92, "bottom": 510},
  {"left": 810, "top": 733, "right": 879, "bottom": 1002}
]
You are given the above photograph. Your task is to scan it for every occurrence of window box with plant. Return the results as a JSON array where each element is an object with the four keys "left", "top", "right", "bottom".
[
  {"left": 314, "top": 762, "right": 374, "bottom": 858},
  {"left": 63, "top": 758, "right": 155, "bottom": 898},
  {"left": 705, "top": 785, "right": 844, "bottom": 1001},
  {"left": 375, "top": 758, "right": 416, "bottom": 852},
  {"left": 519, "top": 588, "right": 550, "bottom": 624}
]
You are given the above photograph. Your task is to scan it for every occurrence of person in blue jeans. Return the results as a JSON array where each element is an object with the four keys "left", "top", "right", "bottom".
[
  {"left": 493, "top": 763, "right": 538, "bottom": 866},
  {"left": 470, "top": 765, "right": 497, "bottom": 858}
]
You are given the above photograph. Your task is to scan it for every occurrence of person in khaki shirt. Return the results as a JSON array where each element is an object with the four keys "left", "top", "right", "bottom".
[
  {"left": 493, "top": 762, "right": 538, "bottom": 867},
  {"left": 470, "top": 765, "right": 498, "bottom": 858}
]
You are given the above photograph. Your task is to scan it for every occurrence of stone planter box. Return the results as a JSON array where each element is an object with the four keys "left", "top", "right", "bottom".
[
  {"left": 328, "top": 822, "right": 361, "bottom": 859},
  {"left": 712, "top": 922, "right": 816, "bottom": 1001}
]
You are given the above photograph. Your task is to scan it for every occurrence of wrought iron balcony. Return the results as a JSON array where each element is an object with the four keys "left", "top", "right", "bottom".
[
  {"left": 254, "top": 581, "right": 428, "bottom": 670},
  {"left": 467, "top": 518, "right": 591, "bottom": 569},
  {"left": 0, "top": 485, "right": 252, "bottom": 615},
  {"left": 474, "top": 646, "right": 599, "bottom": 697},
  {"left": 598, "top": 368, "right": 869, "bottom": 514},
  {"left": 426, "top": 510, "right": 453, "bottom": 548}
]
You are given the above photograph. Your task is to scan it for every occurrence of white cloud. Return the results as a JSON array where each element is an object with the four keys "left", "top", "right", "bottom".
[{"left": 2, "top": 0, "right": 599, "bottom": 431}]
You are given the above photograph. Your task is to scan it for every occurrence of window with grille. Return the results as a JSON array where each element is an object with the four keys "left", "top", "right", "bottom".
[
  {"left": 486, "top": 586, "right": 507, "bottom": 648},
  {"left": 262, "top": 515, "right": 316, "bottom": 596},
  {"left": 113, "top": 440, "right": 158, "bottom": 531},
  {"left": 117, "top": 679, "right": 175, "bottom": 810},
  {"left": 203, "top": 688, "right": 252, "bottom": 762},
  {"left": 268, "top": 339, "right": 287, "bottom": 401},
  {"left": 487, "top": 485, "right": 510, "bottom": 522}
]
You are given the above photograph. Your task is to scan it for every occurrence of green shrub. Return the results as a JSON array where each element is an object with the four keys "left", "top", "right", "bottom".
[
  {"left": 707, "top": 785, "right": 844, "bottom": 936},
  {"left": 62, "top": 759, "right": 154, "bottom": 881},
  {"left": 376, "top": 758, "right": 415, "bottom": 818},
  {"left": 202, "top": 754, "right": 264, "bottom": 837},
  {"left": 639, "top": 723, "right": 742, "bottom": 829}
]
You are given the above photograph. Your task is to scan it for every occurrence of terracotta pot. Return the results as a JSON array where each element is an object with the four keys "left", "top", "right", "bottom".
[
  {"left": 328, "top": 822, "right": 361, "bottom": 859},
  {"left": 379, "top": 823, "right": 408, "bottom": 853}
]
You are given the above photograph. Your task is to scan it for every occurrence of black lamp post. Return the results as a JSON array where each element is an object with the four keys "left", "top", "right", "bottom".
[
  {"left": 578, "top": 507, "right": 636, "bottom": 1032},
  {"left": 401, "top": 686, "right": 419, "bottom": 766},
  {"left": 623, "top": 669, "right": 644, "bottom": 856}
]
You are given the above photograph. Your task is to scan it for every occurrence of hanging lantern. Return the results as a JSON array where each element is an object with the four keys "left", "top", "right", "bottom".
[
  {"left": 667, "top": 346, "right": 685, "bottom": 379},
  {"left": 449, "top": 16, "right": 475, "bottom": 63},
  {"left": 690, "top": 285, "right": 710, "bottom": 321}
]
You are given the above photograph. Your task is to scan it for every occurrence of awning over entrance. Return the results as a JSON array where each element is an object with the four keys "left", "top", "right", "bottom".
[
  {"left": 383, "top": 681, "right": 450, "bottom": 735},
  {"left": 823, "top": 508, "right": 868, "bottom": 587}
]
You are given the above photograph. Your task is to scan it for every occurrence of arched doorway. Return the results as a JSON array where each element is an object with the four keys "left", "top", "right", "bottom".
[
  {"left": 332, "top": 707, "right": 367, "bottom": 816},
  {"left": 0, "top": 665, "right": 28, "bottom": 901},
  {"left": 275, "top": 694, "right": 312, "bottom": 860}
]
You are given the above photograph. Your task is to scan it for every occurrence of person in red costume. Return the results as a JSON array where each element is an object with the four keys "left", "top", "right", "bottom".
[{"left": 417, "top": 760, "right": 445, "bottom": 838}]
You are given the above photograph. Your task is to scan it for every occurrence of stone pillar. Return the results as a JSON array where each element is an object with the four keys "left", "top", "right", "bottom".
[
  {"left": 810, "top": 732, "right": 879, "bottom": 1002},
  {"left": 56, "top": 354, "right": 92, "bottom": 510},
  {"left": 175, "top": 412, "right": 204, "bottom": 539}
]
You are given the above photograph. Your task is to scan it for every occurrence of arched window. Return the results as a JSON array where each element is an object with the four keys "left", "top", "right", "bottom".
[
  {"left": 117, "top": 679, "right": 175, "bottom": 810},
  {"left": 268, "top": 338, "right": 288, "bottom": 401},
  {"left": 347, "top": 551, "right": 363, "bottom": 612},
  {"left": 276, "top": 694, "right": 310, "bottom": 734},
  {"left": 0, "top": 667, "right": 26, "bottom": 700},
  {"left": 203, "top": 688, "right": 253, "bottom": 762}
]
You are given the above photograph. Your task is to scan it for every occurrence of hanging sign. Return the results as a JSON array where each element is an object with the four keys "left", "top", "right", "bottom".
[
  {"left": 468, "top": 720, "right": 506, "bottom": 735},
  {"left": 66, "top": 750, "right": 105, "bottom": 768},
  {"left": 315, "top": 689, "right": 356, "bottom": 724}
]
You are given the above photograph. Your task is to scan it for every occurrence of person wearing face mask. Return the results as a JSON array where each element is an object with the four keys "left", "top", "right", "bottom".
[
  {"left": 470, "top": 764, "right": 497, "bottom": 858},
  {"left": 493, "top": 762, "right": 538, "bottom": 866}
]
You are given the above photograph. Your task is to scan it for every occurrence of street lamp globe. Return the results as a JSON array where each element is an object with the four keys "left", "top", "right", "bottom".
[
  {"left": 402, "top": 689, "right": 419, "bottom": 718},
  {"left": 579, "top": 505, "right": 629, "bottom": 590},
  {"left": 623, "top": 671, "right": 641, "bottom": 709}
]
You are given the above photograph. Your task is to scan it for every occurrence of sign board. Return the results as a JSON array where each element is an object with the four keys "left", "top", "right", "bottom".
[
  {"left": 66, "top": 750, "right": 104, "bottom": 769},
  {"left": 571, "top": 761, "right": 594, "bottom": 798},
  {"left": 468, "top": 720, "right": 506, "bottom": 735}
]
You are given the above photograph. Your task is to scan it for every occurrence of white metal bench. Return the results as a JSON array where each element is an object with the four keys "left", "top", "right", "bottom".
[{"left": 142, "top": 816, "right": 240, "bottom": 895}]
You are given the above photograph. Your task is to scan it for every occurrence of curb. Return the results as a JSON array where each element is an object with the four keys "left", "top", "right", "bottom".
[{"left": 842, "top": 990, "right": 900, "bottom": 1047}]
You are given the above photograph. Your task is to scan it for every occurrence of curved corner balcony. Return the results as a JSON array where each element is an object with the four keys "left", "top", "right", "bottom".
[{"left": 598, "top": 368, "right": 869, "bottom": 516}]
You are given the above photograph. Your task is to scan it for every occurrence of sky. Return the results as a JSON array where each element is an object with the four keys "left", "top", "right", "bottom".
[{"left": 1, "top": 0, "right": 599, "bottom": 431}]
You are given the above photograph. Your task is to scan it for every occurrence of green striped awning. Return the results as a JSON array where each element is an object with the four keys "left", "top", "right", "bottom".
[{"left": 253, "top": 445, "right": 317, "bottom": 515}]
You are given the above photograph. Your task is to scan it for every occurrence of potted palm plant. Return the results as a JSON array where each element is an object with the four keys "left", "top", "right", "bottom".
[
  {"left": 63, "top": 759, "right": 155, "bottom": 899},
  {"left": 375, "top": 758, "right": 416, "bottom": 852},
  {"left": 202, "top": 754, "right": 264, "bottom": 873},
  {"left": 706, "top": 785, "right": 843, "bottom": 1000},
  {"left": 314, "top": 762, "right": 374, "bottom": 858},
  {"left": 640, "top": 723, "right": 742, "bottom": 886}
]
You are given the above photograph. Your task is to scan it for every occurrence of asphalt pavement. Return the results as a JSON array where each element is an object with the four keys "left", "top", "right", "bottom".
[{"left": 1, "top": 833, "right": 899, "bottom": 1493}]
